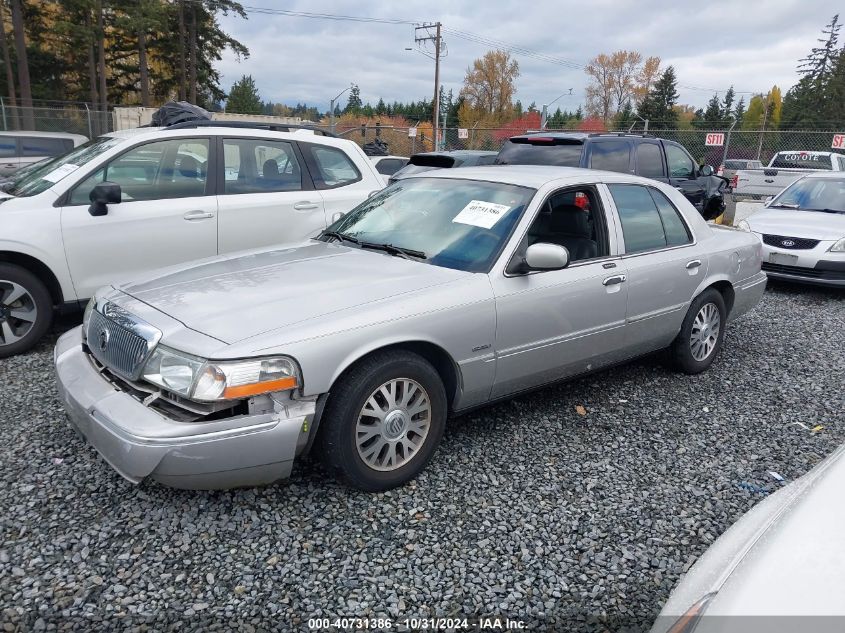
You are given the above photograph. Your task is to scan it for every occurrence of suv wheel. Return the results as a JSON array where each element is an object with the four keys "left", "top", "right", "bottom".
[
  {"left": 320, "top": 350, "right": 447, "bottom": 491},
  {"left": 0, "top": 264, "right": 53, "bottom": 358}
]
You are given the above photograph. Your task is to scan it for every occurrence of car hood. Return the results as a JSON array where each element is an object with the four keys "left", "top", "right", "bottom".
[
  {"left": 747, "top": 208, "right": 845, "bottom": 240},
  {"left": 117, "top": 240, "right": 469, "bottom": 345}
]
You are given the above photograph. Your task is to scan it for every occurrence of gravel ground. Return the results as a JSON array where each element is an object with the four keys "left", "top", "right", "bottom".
[{"left": 1, "top": 281, "right": 843, "bottom": 632}]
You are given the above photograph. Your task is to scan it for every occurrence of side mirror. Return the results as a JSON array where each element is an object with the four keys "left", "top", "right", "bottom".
[
  {"left": 699, "top": 164, "right": 714, "bottom": 177},
  {"left": 518, "top": 242, "right": 570, "bottom": 273},
  {"left": 88, "top": 181, "right": 121, "bottom": 216}
]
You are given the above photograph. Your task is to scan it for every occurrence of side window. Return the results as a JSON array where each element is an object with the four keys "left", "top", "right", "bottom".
[
  {"left": 375, "top": 158, "right": 404, "bottom": 175},
  {"left": 648, "top": 188, "right": 691, "bottom": 246},
  {"left": 589, "top": 141, "right": 631, "bottom": 173},
  {"left": 475, "top": 155, "right": 497, "bottom": 166},
  {"left": 307, "top": 145, "right": 361, "bottom": 188},
  {"left": 664, "top": 143, "right": 695, "bottom": 179},
  {"left": 21, "top": 137, "right": 67, "bottom": 157},
  {"left": 524, "top": 187, "right": 608, "bottom": 263},
  {"left": 222, "top": 138, "right": 303, "bottom": 194},
  {"left": 636, "top": 143, "right": 665, "bottom": 179},
  {"left": 608, "top": 184, "right": 667, "bottom": 253},
  {"left": 69, "top": 138, "right": 209, "bottom": 205},
  {"left": 0, "top": 137, "right": 15, "bottom": 158}
]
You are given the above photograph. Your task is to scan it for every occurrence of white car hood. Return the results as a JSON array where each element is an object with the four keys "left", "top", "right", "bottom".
[
  {"left": 747, "top": 208, "right": 845, "bottom": 241},
  {"left": 117, "top": 240, "right": 469, "bottom": 344}
]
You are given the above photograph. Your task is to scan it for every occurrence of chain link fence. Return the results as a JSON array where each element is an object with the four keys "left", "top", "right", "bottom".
[{"left": 0, "top": 102, "right": 113, "bottom": 138}]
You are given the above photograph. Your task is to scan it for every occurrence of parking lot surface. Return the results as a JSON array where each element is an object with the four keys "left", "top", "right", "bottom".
[{"left": 1, "top": 283, "right": 843, "bottom": 632}]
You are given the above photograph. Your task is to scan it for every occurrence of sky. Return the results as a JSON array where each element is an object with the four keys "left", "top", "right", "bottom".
[{"left": 214, "top": 1, "right": 840, "bottom": 114}]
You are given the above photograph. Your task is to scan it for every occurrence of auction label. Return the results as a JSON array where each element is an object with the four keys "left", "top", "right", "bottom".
[
  {"left": 42, "top": 163, "right": 80, "bottom": 183},
  {"left": 308, "top": 616, "right": 527, "bottom": 630},
  {"left": 453, "top": 200, "right": 511, "bottom": 229}
]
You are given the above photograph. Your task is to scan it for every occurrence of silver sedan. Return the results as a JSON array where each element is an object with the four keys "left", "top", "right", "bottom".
[{"left": 55, "top": 166, "right": 767, "bottom": 491}]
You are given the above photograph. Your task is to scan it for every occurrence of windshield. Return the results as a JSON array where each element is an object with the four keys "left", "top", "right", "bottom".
[
  {"left": 496, "top": 139, "right": 583, "bottom": 166},
  {"left": 771, "top": 177, "right": 845, "bottom": 213},
  {"left": 324, "top": 177, "right": 535, "bottom": 272},
  {"left": 769, "top": 152, "right": 832, "bottom": 170},
  {"left": 7, "top": 135, "right": 123, "bottom": 197}
]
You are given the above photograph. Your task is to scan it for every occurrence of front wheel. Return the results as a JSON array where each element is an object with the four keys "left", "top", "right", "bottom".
[
  {"left": 0, "top": 264, "right": 53, "bottom": 359},
  {"left": 319, "top": 350, "right": 447, "bottom": 491},
  {"left": 670, "top": 289, "right": 726, "bottom": 374}
]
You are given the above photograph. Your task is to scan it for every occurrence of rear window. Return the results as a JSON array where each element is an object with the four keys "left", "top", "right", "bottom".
[
  {"left": 21, "top": 137, "right": 71, "bottom": 157},
  {"left": 724, "top": 160, "right": 745, "bottom": 169},
  {"left": 496, "top": 139, "right": 583, "bottom": 166},
  {"left": 770, "top": 153, "right": 832, "bottom": 170}
]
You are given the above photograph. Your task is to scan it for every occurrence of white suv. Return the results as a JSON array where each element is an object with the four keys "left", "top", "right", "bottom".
[{"left": 0, "top": 123, "right": 385, "bottom": 357}]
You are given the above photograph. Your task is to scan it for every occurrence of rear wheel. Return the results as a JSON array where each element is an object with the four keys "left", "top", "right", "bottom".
[
  {"left": 320, "top": 350, "right": 447, "bottom": 491},
  {"left": 670, "top": 288, "right": 726, "bottom": 374},
  {"left": 0, "top": 264, "right": 53, "bottom": 358}
]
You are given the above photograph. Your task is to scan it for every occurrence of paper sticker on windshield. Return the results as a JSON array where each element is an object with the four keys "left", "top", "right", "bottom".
[
  {"left": 42, "top": 163, "right": 80, "bottom": 183},
  {"left": 452, "top": 200, "right": 511, "bottom": 229}
]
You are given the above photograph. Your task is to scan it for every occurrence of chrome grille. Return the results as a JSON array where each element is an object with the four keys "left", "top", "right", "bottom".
[{"left": 85, "top": 303, "right": 160, "bottom": 380}]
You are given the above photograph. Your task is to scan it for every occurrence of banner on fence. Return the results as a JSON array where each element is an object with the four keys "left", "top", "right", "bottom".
[
  {"left": 705, "top": 133, "right": 725, "bottom": 147},
  {"left": 458, "top": 128, "right": 468, "bottom": 139},
  {"left": 832, "top": 134, "right": 845, "bottom": 149}
]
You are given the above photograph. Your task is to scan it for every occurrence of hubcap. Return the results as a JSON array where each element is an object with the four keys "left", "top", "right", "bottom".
[
  {"left": 0, "top": 281, "right": 38, "bottom": 347},
  {"left": 690, "top": 302, "right": 721, "bottom": 361},
  {"left": 355, "top": 378, "right": 431, "bottom": 472}
]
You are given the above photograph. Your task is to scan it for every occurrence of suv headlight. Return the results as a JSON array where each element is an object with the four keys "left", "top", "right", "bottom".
[
  {"left": 829, "top": 237, "right": 845, "bottom": 252},
  {"left": 142, "top": 345, "right": 299, "bottom": 402}
]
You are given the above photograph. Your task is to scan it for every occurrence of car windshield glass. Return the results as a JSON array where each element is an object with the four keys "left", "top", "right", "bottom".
[
  {"left": 324, "top": 177, "right": 535, "bottom": 273},
  {"left": 496, "top": 140, "right": 583, "bottom": 166},
  {"left": 7, "top": 136, "right": 123, "bottom": 198},
  {"left": 771, "top": 177, "right": 845, "bottom": 213}
]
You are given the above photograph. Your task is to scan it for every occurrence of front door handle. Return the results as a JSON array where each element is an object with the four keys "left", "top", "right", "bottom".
[
  {"left": 183, "top": 210, "right": 214, "bottom": 221},
  {"left": 602, "top": 274, "right": 627, "bottom": 286},
  {"left": 686, "top": 259, "right": 702, "bottom": 269},
  {"left": 293, "top": 201, "right": 319, "bottom": 211}
]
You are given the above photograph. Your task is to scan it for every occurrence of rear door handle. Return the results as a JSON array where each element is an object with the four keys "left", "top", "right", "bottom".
[
  {"left": 602, "top": 274, "right": 627, "bottom": 286},
  {"left": 183, "top": 210, "right": 214, "bottom": 221},
  {"left": 686, "top": 259, "right": 702, "bottom": 269},
  {"left": 293, "top": 201, "right": 319, "bottom": 211}
]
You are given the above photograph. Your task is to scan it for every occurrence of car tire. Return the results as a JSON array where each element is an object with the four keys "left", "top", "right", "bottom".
[
  {"left": 0, "top": 264, "right": 53, "bottom": 359},
  {"left": 670, "top": 288, "right": 726, "bottom": 375},
  {"left": 319, "top": 350, "right": 447, "bottom": 491}
]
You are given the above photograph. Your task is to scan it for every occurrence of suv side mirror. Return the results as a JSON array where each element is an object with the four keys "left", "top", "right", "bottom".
[
  {"left": 512, "top": 242, "right": 570, "bottom": 274},
  {"left": 88, "top": 181, "right": 121, "bottom": 216},
  {"left": 699, "top": 164, "right": 714, "bottom": 177}
]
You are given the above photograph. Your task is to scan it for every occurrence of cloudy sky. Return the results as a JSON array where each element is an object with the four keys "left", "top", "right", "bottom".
[{"left": 215, "top": 1, "right": 839, "bottom": 113}]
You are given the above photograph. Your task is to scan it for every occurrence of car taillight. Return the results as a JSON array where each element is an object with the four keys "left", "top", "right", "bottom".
[{"left": 730, "top": 175, "right": 738, "bottom": 189}]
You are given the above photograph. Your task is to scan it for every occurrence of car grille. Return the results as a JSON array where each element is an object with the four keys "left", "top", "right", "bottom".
[
  {"left": 86, "top": 307, "right": 158, "bottom": 380},
  {"left": 762, "top": 234, "right": 820, "bottom": 250}
]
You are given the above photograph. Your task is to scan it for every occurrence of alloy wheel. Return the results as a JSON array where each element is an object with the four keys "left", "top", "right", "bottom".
[
  {"left": 690, "top": 302, "right": 721, "bottom": 362},
  {"left": 0, "top": 281, "right": 38, "bottom": 347}
]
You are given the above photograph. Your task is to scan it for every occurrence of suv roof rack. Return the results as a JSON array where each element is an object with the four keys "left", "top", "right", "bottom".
[{"left": 161, "top": 120, "right": 338, "bottom": 137}]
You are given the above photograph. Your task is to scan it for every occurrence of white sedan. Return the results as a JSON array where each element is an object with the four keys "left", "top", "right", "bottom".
[{"left": 737, "top": 172, "right": 845, "bottom": 287}]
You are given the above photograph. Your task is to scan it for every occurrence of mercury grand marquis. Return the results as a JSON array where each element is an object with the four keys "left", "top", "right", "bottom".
[{"left": 54, "top": 166, "right": 767, "bottom": 491}]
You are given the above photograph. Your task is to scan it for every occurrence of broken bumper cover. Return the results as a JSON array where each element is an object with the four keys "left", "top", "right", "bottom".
[{"left": 54, "top": 326, "right": 316, "bottom": 490}]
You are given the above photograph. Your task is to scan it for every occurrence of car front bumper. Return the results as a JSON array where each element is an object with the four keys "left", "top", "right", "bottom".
[
  {"left": 760, "top": 243, "right": 845, "bottom": 288},
  {"left": 54, "top": 326, "right": 316, "bottom": 490}
]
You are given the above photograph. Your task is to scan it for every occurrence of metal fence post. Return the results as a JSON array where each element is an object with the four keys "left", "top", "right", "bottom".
[
  {"left": 721, "top": 117, "right": 737, "bottom": 166},
  {"left": 0, "top": 97, "right": 5, "bottom": 131},
  {"left": 84, "top": 103, "right": 93, "bottom": 138}
]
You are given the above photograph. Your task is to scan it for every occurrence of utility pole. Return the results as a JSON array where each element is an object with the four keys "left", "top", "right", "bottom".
[{"left": 415, "top": 23, "right": 443, "bottom": 149}]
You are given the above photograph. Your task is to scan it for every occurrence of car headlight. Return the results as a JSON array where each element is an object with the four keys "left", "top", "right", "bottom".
[
  {"left": 829, "top": 237, "right": 845, "bottom": 252},
  {"left": 142, "top": 345, "right": 299, "bottom": 402},
  {"left": 736, "top": 219, "right": 751, "bottom": 232}
]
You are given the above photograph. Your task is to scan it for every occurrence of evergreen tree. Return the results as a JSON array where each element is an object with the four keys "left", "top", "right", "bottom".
[
  {"left": 637, "top": 66, "right": 679, "bottom": 128},
  {"left": 375, "top": 98, "right": 386, "bottom": 115},
  {"left": 699, "top": 93, "right": 723, "bottom": 127},
  {"left": 226, "top": 74, "right": 261, "bottom": 114},
  {"left": 734, "top": 97, "right": 746, "bottom": 121},
  {"left": 614, "top": 100, "right": 635, "bottom": 129},
  {"left": 721, "top": 86, "right": 735, "bottom": 119},
  {"left": 344, "top": 84, "right": 362, "bottom": 115}
]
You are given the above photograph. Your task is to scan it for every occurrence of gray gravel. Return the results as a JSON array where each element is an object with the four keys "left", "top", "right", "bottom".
[{"left": 1, "top": 281, "right": 843, "bottom": 632}]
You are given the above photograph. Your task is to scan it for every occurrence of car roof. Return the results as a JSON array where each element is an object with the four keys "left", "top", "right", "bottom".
[
  {"left": 0, "top": 130, "right": 88, "bottom": 141},
  {"left": 405, "top": 164, "right": 659, "bottom": 188},
  {"left": 101, "top": 125, "right": 361, "bottom": 150},
  {"left": 509, "top": 131, "right": 654, "bottom": 142}
]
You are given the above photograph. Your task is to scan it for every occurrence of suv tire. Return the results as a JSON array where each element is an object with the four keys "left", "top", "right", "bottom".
[{"left": 0, "top": 264, "right": 53, "bottom": 358}]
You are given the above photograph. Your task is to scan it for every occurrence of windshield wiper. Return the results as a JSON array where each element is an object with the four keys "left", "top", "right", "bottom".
[
  {"left": 771, "top": 202, "right": 800, "bottom": 209},
  {"left": 359, "top": 241, "right": 427, "bottom": 260},
  {"left": 321, "top": 230, "right": 359, "bottom": 244},
  {"left": 805, "top": 208, "right": 845, "bottom": 214}
]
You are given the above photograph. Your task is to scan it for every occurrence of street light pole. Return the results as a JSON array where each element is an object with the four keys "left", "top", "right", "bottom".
[
  {"left": 540, "top": 88, "right": 573, "bottom": 130},
  {"left": 329, "top": 84, "right": 352, "bottom": 134}
]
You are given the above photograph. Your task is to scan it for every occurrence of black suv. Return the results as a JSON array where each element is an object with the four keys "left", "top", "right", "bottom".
[{"left": 496, "top": 132, "right": 726, "bottom": 220}]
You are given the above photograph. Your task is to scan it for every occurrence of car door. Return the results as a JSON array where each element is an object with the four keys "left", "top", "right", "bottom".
[
  {"left": 300, "top": 142, "right": 375, "bottom": 224},
  {"left": 634, "top": 140, "right": 667, "bottom": 182},
  {"left": 489, "top": 185, "right": 629, "bottom": 398},
  {"left": 60, "top": 136, "right": 218, "bottom": 299},
  {"left": 663, "top": 141, "right": 705, "bottom": 210},
  {"left": 604, "top": 183, "right": 706, "bottom": 355},
  {"left": 217, "top": 137, "right": 326, "bottom": 253},
  {"left": 0, "top": 136, "right": 20, "bottom": 175}
]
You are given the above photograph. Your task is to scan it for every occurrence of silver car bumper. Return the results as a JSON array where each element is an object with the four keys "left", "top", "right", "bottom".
[
  {"left": 760, "top": 244, "right": 845, "bottom": 288},
  {"left": 54, "top": 327, "right": 316, "bottom": 490}
]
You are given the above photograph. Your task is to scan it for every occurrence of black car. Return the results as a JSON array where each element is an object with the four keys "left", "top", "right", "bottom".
[
  {"left": 389, "top": 150, "right": 498, "bottom": 184},
  {"left": 496, "top": 132, "right": 727, "bottom": 220}
]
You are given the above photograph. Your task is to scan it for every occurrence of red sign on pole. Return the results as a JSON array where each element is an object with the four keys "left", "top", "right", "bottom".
[
  {"left": 705, "top": 133, "right": 725, "bottom": 147},
  {"left": 832, "top": 134, "right": 845, "bottom": 149}
]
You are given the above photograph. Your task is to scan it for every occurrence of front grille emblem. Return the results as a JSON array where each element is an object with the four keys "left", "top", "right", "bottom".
[
  {"left": 781, "top": 239, "right": 795, "bottom": 247},
  {"left": 97, "top": 327, "right": 110, "bottom": 352}
]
